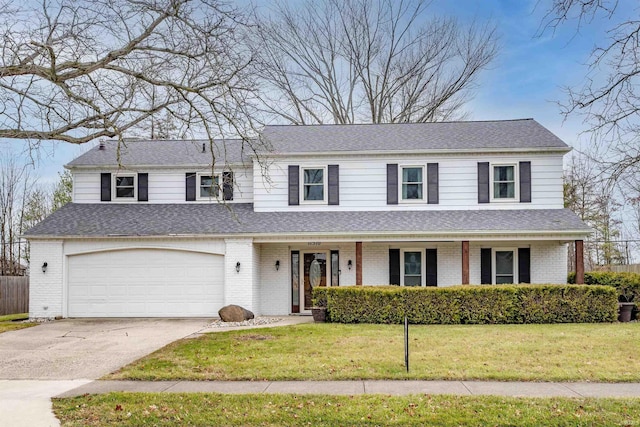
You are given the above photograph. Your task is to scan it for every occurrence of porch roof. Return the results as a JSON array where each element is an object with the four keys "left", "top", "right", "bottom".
[{"left": 24, "top": 203, "right": 591, "bottom": 240}]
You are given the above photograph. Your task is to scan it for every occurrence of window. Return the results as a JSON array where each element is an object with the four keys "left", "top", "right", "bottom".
[
  {"left": 302, "top": 167, "right": 325, "bottom": 202},
  {"left": 401, "top": 166, "right": 424, "bottom": 201},
  {"left": 492, "top": 164, "right": 516, "bottom": 200},
  {"left": 331, "top": 250, "right": 340, "bottom": 287},
  {"left": 403, "top": 251, "right": 422, "bottom": 286},
  {"left": 114, "top": 174, "right": 136, "bottom": 199},
  {"left": 198, "top": 174, "right": 220, "bottom": 199},
  {"left": 494, "top": 249, "right": 516, "bottom": 284}
]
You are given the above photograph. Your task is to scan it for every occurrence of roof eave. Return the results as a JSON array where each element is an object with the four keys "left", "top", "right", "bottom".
[
  {"left": 65, "top": 162, "right": 250, "bottom": 170},
  {"left": 257, "top": 146, "right": 572, "bottom": 158},
  {"left": 24, "top": 228, "right": 591, "bottom": 241}
]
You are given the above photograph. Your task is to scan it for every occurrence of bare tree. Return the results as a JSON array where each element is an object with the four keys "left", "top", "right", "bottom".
[
  {"left": 0, "top": 0, "right": 262, "bottom": 152},
  {"left": 0, "top": 157, "right": 31, "bottom": 275},
  {"left": 540, "top": 0, "right": 640, "bottom": 179},
  {"left": 250, "top": 0, "right": 499, "bottom": 124},
  {"left": 564, "top": 155, "right": 626, "bottom": 269}
]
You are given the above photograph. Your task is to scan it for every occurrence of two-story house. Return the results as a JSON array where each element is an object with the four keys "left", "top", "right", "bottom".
[{"left": 25, "top": 119, "right": 591, "bottom": 319}]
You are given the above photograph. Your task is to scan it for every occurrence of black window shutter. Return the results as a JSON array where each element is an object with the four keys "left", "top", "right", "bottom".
[
  {"left": 387, "top": 164, "right": 398, "bottom": 205},
  {"left": 138, "top": 173, "right": 148, "bottom": 202},
  {"left": 478, "top": 162, "right": 490, "bottom": 203},
  {"left": 328, "top": 164, "right": 339, "bottom": 205},
  {"left": 389, "top": 249, "right": 400, "bottom": 285},
  {"left": 427, "top": 163, "right": 439, "bottom": 204},
  {"left": 480, "top": 248, "right": 492, "bottom": 284},
  {"left": 518, "top": 248, "right": 531, "bottom": 283},
  {"left": 519, "top": 161, "right": 531, "bottom": 203},
  {"left": 288, "top": 165, "right": 299, "bottom": 206},
  {"left": 426, "top": 249, "right": 438, "bottom": 286},
  {"left": 185, "top": 173, "right": 196, "bottom": 201},
  {"left": 223, "top": 171, "right": 234, "bottom": 201},
  {"left": 100, "top": 173, "right": 111, "bottom": 202}
]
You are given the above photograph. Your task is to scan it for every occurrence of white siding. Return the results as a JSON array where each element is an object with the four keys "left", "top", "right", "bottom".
[
  {"left": 72, "top": 167, "right": 253, "bottom": 204},
  {"left": 253, "top": 153, "right": 564, "bottom": 211}
]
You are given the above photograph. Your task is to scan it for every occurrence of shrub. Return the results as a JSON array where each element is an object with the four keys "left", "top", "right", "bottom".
[
  {"left": 314, "top": 284, "right": 618, "bottom": 325},
  {"left": 568, "top": 271, "right": 640, "bottom": 302}
]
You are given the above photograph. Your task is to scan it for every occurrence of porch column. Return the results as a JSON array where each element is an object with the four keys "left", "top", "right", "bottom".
[
  {"left": 461, "top": 241, "right": 470, "bottom": 284},
  {"left": 356, "top": 241, "right": 363, "bottom": 286},
  {"left": 575, "top": 240, "right": 584, "bottom": 284}
]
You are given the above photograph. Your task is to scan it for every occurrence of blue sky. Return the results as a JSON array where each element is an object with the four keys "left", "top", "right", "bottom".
[{"left": 1, "top": 0, "right": 629, "bottom": 183}]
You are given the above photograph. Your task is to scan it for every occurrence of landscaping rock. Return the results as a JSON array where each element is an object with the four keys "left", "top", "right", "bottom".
[{"left": 218, "top": 305, "right": 254, "bottom": 322}]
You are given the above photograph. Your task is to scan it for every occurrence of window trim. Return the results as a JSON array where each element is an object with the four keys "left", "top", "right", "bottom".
[
  {"left": 399, "top": 165, "right": 426, "bottom": 203},
  {"left": 112, "top": 173, "right": 137, "bottom": 200},
  {"left": 196, "top": 172, "right": 221, "bottom": 200},
  {"left": 492, "top": 247, "right": 518, "bottom": 284},
  {"left": 490, "top": 163, "right": 518, "bottom": 202},
  {"left": 400, "top": 248, "right": 426, "bottom": 287},
  {"left": 300, "top": 166, "right": 327, "bottom": 204}
]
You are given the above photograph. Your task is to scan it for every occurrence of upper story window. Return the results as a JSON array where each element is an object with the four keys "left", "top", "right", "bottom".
[
  {"left": 114, "top": 174, "right": 136, "bottom": 199},
  {"left": 401, "top": 166, "right": 424, "bottom": 201},
  {"left": 198, "top": 173, "right": 220, "bottom": 199},
  {"left": 491, "top": 164, "right": 517, "bottom": 201},
  {"left": 302, "top": 167, "right": 325, "bottom": 203}
]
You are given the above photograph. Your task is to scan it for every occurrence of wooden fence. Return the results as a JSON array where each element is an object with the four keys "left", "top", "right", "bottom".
[
  {"left": 0, "top": 276, "right": 29, "bottom": 315},
  {"left": 608, "top": 264, "right": 640, "bottom": 274}
]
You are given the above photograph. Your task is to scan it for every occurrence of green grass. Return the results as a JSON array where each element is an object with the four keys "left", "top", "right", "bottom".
[
  {"left": 108, "top": 323, "right": 640, "bottom": 382},
  {"left": 0, "top": 313, "right": 36, "bottom": 333},
  {"left": 53, "top": 392, "right": 640, "bottom": 426}
]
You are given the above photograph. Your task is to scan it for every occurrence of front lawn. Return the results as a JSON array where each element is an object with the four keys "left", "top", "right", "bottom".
[
  {"left": 0, "top": 313, "right": 36, "bottom": 333},
  {"left": 53, "top": 392, "right": 640, "bottom": 426},
  {"left": 108, "top": 323, "right": 640, "bottom": 382}
]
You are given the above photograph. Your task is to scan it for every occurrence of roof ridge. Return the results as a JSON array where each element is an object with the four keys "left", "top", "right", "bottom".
[{"left": 263, "top": 118, "right": 535, "bottom": 128}]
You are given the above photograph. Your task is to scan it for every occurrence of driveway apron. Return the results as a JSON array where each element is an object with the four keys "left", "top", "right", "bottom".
[
  {"left": 0, "top": 318, "right": 210, "bottom": 380},
  {"left": 0, "top": 318, "right": 210, "bottom": 427}
]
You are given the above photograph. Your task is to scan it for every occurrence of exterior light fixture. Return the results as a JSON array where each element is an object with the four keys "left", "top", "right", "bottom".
[
  {"left": 236, "top": 261, "right": 241, "bottom": 273},
  {"left": 347, "top": 260, "right": 352, "bottom": 270},
  {"left": 275, "top": 260, "right": 280, "bottom": 271},
  {"left": 42, "top": 262, "right": 48, "bottom": 273}
]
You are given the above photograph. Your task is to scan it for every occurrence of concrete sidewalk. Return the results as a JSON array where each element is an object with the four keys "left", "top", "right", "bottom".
[{"left": 58, "top": 379, "right": 640, "bottom": 399}]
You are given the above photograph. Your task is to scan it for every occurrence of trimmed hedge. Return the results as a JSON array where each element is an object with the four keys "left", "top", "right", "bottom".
[
  {"left": 313, "top": 284, "right": 618, "bottom": 324},
  {"left": 568, "top": 271, "right": 640, "bottom": 302}
]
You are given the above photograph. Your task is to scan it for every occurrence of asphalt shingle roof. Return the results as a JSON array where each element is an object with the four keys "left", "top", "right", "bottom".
[
  {"left": 66, "top": 139, "right": 252, "bottom": 168},
  {"left": 24, "top": 203, "right": 591, "bottom": 238},
  {"left": 262, "top": 119, "right": 569, "bottom": 154},
  {"left": 66, "top": 119, "right": 569, "bottom": 168}
]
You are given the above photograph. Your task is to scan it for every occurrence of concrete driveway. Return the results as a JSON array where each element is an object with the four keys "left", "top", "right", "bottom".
[
  {"left": 0, "top": 318, "right": 211, "bottom": 427},
  {"left": 0, "top": 318, "right": 211, "bottom": 380}
]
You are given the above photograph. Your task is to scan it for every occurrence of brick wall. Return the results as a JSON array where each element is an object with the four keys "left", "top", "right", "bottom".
[
  {"left": 224, "top": 238, "right": 258, "bottom": 313},
  {"left": 531, "top": 241, "right": 568, "bottom": 283},
  {"left": 29, "top": 240, "right": 64, "bottom": 319},
  {"left": 258, "top": 243, "right": 290, "bottom": 315}
]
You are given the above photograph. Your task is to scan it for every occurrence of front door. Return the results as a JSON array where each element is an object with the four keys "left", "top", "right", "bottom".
[{"left": 302, "top": 252, "right": 327, "bottom": 311}]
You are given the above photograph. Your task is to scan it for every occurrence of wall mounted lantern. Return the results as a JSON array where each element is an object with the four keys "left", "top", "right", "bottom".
[
  {"left": 275, "top": 260, "right": 280, "bottom": 271},
  {"left": 347, "top": 260, "right": 353, "bottom": 270},
  {"left": 42, "top": 262, "right": 48, "bottom": 273},
  {"left": 236, "top": 261, "right": 241, "bottom": 273}
]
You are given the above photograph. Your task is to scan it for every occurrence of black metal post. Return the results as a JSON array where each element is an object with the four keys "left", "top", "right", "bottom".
[{"left": 404, "top": 316, "right": 409, "bottom": 372}]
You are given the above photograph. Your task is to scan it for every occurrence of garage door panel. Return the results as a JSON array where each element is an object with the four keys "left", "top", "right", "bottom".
[{"left": 68, "top": 249, "right": 224, "bottom": 317}]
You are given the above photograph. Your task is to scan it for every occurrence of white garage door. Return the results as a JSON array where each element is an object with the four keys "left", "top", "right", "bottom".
[{"left": 67, "top": 249, "right": 224, "bottom": 317}]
